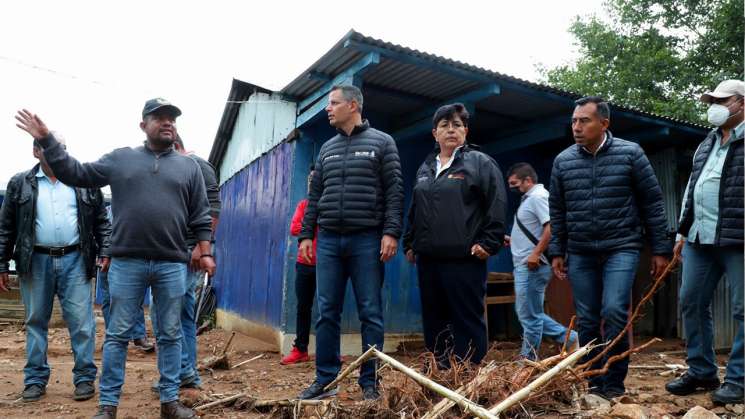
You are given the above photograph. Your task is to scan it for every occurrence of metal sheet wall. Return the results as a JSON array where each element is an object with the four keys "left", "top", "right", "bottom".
[
  {"left": 219, "top": 92, "right": 296, "bottom": 185},
  {"left": 213, "top": 142, "right": 293, "bottom": 328}
]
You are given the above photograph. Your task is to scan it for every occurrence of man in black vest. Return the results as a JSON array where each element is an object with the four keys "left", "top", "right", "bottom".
[{"left": 666, "top": 80, "right": 744, "bottom": 405}]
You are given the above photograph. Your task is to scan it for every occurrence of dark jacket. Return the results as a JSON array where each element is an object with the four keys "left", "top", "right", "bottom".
[
  {"left": 548, "top": 132, "right": 672, "bottom": 257},
  {"left": 0, "top": 165, "right": 111, "bottom": 277},
  {"left": 678, "top": 129, "right": 744, "bottom": 247},
  {"left": 300, "top": 121, "right": 404, "bottom": 239},
  {"left": 403, "top": 144, "right": 506, "bottom": 259},
  {"left": 39, "top": 133, "right": 212, "bottom": 263},
  {"left": 186, "top": 153, "right": 221, "bottom": 248}
]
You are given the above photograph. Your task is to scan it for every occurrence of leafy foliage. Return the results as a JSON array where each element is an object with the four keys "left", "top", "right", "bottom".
[{"left": 542, "top": 0, "right": 744, "bottom": 123}]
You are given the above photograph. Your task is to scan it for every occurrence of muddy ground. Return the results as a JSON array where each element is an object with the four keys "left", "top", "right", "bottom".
[{"left": 0, "top": 311, "right": 742, "bottom": 418}]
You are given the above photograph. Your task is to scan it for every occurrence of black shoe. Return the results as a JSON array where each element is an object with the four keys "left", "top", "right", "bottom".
[
  {"left": 603, "top": 386, "right": 625, "bottom": 399},
  {"left": 362, "top": 386, "right": 380, "bottom": 401},
  {"left": 711, "top": 383, "right": 744, "bottom": 405},
  {"left": 297, "top": 381, "right": 338, "bottom": 400},
  {"left": 161, "top": 401, "right": 197, "bottom": 419},
  {"left": 132, "top": 337, "right": 155, "bottom": 353},
  {"left": 73, "top": 381, "right": 95, "bottom": 401},
  {"left": 92, "top": 405, "right": 117, "bottom": 419},
  {"left": 22, "top": 384, "right": 46, "bottom": 402},
  {"left": 665, "top": 372, "right": 720, "bottom": 396}
]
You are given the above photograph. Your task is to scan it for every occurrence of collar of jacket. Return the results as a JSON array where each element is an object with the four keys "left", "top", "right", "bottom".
[
  {"left": 424, "top": 142, "right": 480, "bottom": 165},
  {"left": 140, "top": 142, "right": 175, "bottom": 155},
  {"left": 577, "top": 130, "right": 614, "bottom": 156},
  {"left": 335, "top": 119, "right": 370, "bottom": 137},
  {"left": 24, "top": 163, "right": 42, "bottom": 188}
]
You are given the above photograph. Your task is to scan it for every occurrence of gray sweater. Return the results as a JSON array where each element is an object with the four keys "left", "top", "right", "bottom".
[{"left": 39, "top": 134, "right": 212, "bottom": 262}]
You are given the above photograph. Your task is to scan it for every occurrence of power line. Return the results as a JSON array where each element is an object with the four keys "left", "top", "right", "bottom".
[{"left": 0, "top": 55, "right": 106, "bottom": 86}]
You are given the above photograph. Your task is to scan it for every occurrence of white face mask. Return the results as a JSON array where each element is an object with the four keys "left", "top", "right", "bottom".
[{"left": 707, "top": 104, "right": 731, "bottom": 126}]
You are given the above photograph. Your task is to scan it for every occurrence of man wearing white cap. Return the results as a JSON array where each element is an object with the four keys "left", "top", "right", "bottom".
[{"left": 666, "top": 80, "right": 744, "bottom": 404}]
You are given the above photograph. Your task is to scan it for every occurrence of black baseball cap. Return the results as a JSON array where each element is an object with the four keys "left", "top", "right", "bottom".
[{"left": 142, "top": 98, "right": 182, "bottom": 119}]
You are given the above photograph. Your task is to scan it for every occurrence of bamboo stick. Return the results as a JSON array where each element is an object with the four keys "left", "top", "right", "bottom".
[
  {"left": 253, "top": 399, "right": 326, "bottom": 407},
  {"left": 421, "top": 361, "right": 497, "bottom": 419},
  {"left": 221, "top": 331, "right": 236, "bottom": 355},
  {"left": 486, "top": 344, "right": 591, "bottom": 416},
  {"left": 195, "top": 392, "right": 248, "bottom": 411},
  {"left": 231, "top": 353, "right": 263, "bottom": 369},
  {"left": 323, "top": 346, "right": 377, "bottom": 391},
  {"left": 370, "top": 348, "right": 498, "bottom": 419}
]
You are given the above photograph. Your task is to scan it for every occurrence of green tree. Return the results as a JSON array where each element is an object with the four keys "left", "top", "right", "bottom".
[{"left": 542, "top": 0, "right": 744, "bottom": 123}]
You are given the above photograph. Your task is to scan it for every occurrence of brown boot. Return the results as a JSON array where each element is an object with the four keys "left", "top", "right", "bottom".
[{"left": 160, "top": 401, "right": 196, "bottom": 419}]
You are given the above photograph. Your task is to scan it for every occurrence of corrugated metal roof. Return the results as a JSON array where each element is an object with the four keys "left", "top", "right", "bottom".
[{"left": 280, "top": 30, "right": 707, "bottom": 131}]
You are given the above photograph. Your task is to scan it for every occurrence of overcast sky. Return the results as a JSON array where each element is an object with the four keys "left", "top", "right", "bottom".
[{"left": 0, "top": 0, "right": 605, "bottom": 189}]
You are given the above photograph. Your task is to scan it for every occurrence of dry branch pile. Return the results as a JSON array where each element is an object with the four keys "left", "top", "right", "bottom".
[{"left": 195, "top": 257, "right": 679, "bottom": 418}]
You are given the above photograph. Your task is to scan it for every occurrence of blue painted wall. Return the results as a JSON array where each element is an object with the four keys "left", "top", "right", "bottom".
[{"left": 213, "top": 142, "right": 293, "bottom": 328}]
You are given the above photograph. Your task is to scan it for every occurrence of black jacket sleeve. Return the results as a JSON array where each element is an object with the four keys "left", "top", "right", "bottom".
[
  {"left": 91, "top": 189, "right": 112, "bottom": 258},
  {"left": 473, "top": 154, "right": 506, "bottom": 255},
  {"left": 548, "top": 158, "right": 567, "bottom": 258},
  {"left": 381, "top": 136, "right": 404, "bottom": 238},
  {"left": 0, "top": 176, "right": 20, "bottom": 273},
  {"left": 39, "top": 133, "right": 113, "bottom": 188},
  {"left": 299, "top": 152, "right": 324, "bottom": 241},
  {"left": 631, "top": 145, "right": 673, "bottom": 255},
  {"left": 402, "top": 191, "right": 417, "bottom": 253},
  {"left": 194, "top": 156, "right": 221, "bottom": 218},
  {"left": 187, "top": 164, "right": 212, "bottom": 242}
]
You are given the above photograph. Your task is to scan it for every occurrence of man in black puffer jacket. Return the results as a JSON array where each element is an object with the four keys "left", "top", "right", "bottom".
[
  {"left": 549, "top": 96, "right": 672, "bottom": 398},
  {"left": 665, "top": 80, "right": 744, "bottom": 405},
  {"left": 298, "top": 85, "right": 403, "bottom": 401}
]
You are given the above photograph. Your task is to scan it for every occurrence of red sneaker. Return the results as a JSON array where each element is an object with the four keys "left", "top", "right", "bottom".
[{"left": 281, "top": 347, "right": 310, "bottom": 365}]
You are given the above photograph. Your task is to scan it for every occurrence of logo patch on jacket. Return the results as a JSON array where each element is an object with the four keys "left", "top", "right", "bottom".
[
  {"left": 354, "top": 151, "right": 376, "bottom": 159},
  {"left": 323, "top": 154, "right": 341, "bottom": 162},
  {"left": 448, "top": 172, "right": 465, "bottom": 180}
]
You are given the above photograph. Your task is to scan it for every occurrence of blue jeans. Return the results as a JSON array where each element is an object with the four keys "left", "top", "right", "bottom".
[
  {"left": 315, "top": 229, "right": 384, "bottom": 389},
  {"left": 680, "top": 243, "right": 744, "bottom": 389},
  {"left": 98, "top": 269, "right": 147, "bottom": 340},
  {"left": 20, "top": 250, "right": 97, "bottom": 386},
  {"left": 99, "top": 258, "right": 186, "bottom": 405},
  {"left": 151, "top": 267, "right": 203, "bottom": 385},
  {"left": 567, "top": 249, "right": 640, "bottom": 393},
  {"left": 514, "top": 264, "right": 576, "bottom": 360}
]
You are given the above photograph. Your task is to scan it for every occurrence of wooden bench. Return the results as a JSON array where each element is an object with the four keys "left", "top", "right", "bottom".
[{"left": 484, "top": 272, "right": 515, "bottom": 335}]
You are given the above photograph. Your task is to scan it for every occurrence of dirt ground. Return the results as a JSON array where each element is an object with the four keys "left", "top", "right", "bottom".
[{"left": 0, "top": 312, "right": 742, "bottom": 418}]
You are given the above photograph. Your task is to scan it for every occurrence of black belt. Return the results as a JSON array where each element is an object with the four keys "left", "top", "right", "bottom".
[{"left": 33, "top": 244, "right": 80, "bottom": 257}]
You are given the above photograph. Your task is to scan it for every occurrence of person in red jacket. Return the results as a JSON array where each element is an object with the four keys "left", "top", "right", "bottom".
[{"left": 281, "top": 167, "right": 317, "bottom": 365}]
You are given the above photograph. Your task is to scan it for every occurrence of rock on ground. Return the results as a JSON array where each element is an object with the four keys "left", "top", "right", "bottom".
[
  {"left": 610, "top": 402, "right": 650, "bottom": 419},
  {"left": 681, "top": 405, "right": 721, "bottom": 419}
]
